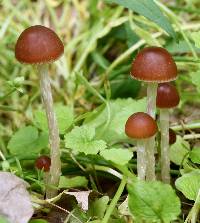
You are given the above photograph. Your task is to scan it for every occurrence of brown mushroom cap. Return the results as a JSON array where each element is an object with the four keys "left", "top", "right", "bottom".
[
  {"left": 125, "top": 112, "right": 158, "bottom": 139},
  {"left": 169, "top": 128, "right": 176, "bottom": 145},
  {"left": 156, "top": 83, "right": 180, "bottom": 108},
  {"left": 35, "top": 155, "right": 51, "bottom": 172},
  {"left": 15, "top": 25, "right": 64, "bottom": 64},
  {"left": 131, "top": 47, "right": 177, "bottom": 82}
]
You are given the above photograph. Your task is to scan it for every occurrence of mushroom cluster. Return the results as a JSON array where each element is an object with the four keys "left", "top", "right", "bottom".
[{"left": 125, "top": 46, "right": 179, "bottom": 182}]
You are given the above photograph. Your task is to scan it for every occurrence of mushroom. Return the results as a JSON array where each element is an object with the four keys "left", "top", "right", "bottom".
[
  {"left": 15, "top": 25, "right": 64, "bottom": 197},
  {"left": 35, "top": 155, "right": 51, "bottom": 195},
  {"left": 156, "top": 83, "right": 180, "bottom": 183},
  {"left": 131, "top": 47, "right": 177, "bottom": 180},
  {"left": 35, "top": 155, "right": 51, "bottom": 172},
  {"left": 169, "top": 128, "right": 177, "bottom": 145},
  {"left": 125, "top": 112, "right": 158, "bottom": 180}
]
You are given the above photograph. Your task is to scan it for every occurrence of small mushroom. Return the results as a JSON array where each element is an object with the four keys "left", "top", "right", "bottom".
[
  {"left": 35, "top": 155, "right": 51, "bottom": 195},
  {"left": 125, "top": 112, "right": 158, "bottom": 180},
  {"left": 131, "top": 47, "right": 177, "bottom": 180},
  {"left": 15, "top": 25, "right": 64, "bottom": 198},
  {"left": 169, "top": 128, "right": 177, "bottom": 145},
  {"left": 35, "top": 155, "right": 51, "bottom": 172},
  {"left": 156, "top": 83, "right": 180, "bottom": 183}
]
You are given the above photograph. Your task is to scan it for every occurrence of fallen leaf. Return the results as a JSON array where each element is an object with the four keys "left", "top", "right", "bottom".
[
  {"left": 0, "top": 172, "right": 34, "bottom": 223},
  {"left": 64, "top": 191, "right": 91, "bottom": 211}
]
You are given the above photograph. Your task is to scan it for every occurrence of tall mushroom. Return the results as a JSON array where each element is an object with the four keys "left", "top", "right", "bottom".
[
  {"left": 156, "top": 83, "right": 180, "bottom": 183},
  {"left": 15, "top": 25, "right": 64, "bottom": 198},
  {"left": 131, "top": 47, "right": 177, "bottom": 180},
  {"left": 125, "top": 112, "right": 158, "bottom": 180}
]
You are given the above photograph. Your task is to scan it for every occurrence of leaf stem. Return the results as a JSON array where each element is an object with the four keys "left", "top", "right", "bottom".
[
  {"left": 102, "top": 176, "right": 127, "bottom": 223},
  {"left": 171, "top": 122, "right": 200, "bottom": 131}
]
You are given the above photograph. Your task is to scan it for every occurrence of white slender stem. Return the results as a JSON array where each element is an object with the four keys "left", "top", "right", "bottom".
[
  {"left": 147, "top": 82, "right": 158, "bottom": 118},
  {"left": 38, "top": 64, "right": 61, "bottom": 198},
  {"left": 145, "top": 137, "right": 156, "bottom": 181},
  {"left": 160, "top": 109, "right": 170, "bottom": 183},
  {"left": 137, "top": 140, "right": 147, "bottom": 180},
  {"left": 146, "top": 82, "right": 157, "bottom": 181}
]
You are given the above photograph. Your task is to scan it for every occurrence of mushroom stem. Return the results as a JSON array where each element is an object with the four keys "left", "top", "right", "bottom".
[
  {"left": 137, "top": 140, "right": 147, "bottom": 180},
  {"left": 38, "top": 64, "right": 61, "bottom": 198},
  {"left": 147, "top": 82, "right": 158, "bottom": 118},
  {"left": 146, "top": 82, "right": 157, "bottom": 181},
  {"left": 160, "top": 109, "right": 170, "bottom": 183},
  {"left": 145, "top": 137, "right": 156, "bottom": 181}
]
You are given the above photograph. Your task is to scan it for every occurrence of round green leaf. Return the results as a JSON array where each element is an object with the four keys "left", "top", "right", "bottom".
[
  {"left": 175, "top": 170, "right": 200, "bottom": 201},
  {"left": 7, "top": 126, "right": 48, "bottom": 156},
  {"left": 65, "top": 126, "right": 107, "bottom": 155},
  {"left": 59, "top": 176, "right": 88, "bottom": 189},
  {"left": 170, "top": 136, "right": 189, "bottom": 165},
  {"left": 100, "top": 148, "right": 133, "bottom": 165},
  {"left": 128, "top": 180, "right": 181, "bottom": 222},
  {"left": 34, "top": 104, "right": 74, "bottom": 134},
  {"left": 189, "top": 147, "right": 200, "bottom": 164}
]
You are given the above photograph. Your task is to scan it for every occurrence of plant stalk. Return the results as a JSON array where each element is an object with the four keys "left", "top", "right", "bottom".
[
  {"left": 146, "top": 82, "right": 157, "bottom": 181},
  {"left": 38, "top": 64, "right": 61, "bottom": 198},
  {"left": 160, "top": 109, "right": 170, "bottom": 183},
  {"left": 102, "top": 176, "right": 127, "bottom": 223},
  {"left": 137, "top": 140, "right": 147, "bottom": 180}
]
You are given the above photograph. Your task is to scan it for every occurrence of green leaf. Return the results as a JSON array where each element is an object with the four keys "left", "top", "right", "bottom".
[
  {"left": 7, "top": 126, "right": 48, "bottom": 156},
  {"left": 34, "top": 104, "right": 74, "bottom": 134},
  {"left": 166, "top": 38, "right": 199, "bottom": 54},
  {"left": 128, "top": 181, "right": 181, "bottom": 222},
  {"left": 84, "top": 98, "right": 146, "bottom": 143},
  {"left": 190, "top": 70, "right": 200, "bottom": 94},
  {"left": 170, "top": 136, "right": 190, "bottom": 165},
  {"left": 104, "top": 0, "right": 176, "bottom": 38},
  {"left": 175, "top": 170, "right": 200, "bottom": 201},
  {"left": 191, "top": 31, "right": 200, "bottom": 48},
  {"left": 189, "top": 147, "right": 200, "bottom": 164},
  {"left": 100, "top": 148, "right": 133, "bottom": 165},
  {"left": 88, "top": 196, "right": 109, "bottom": 219},
  {"left": 65, "top": 126, "right": 107, "bottom": 155},
  {"left": 0, "top": 216, "right": 9, "bottom": 223},
  {"left": 91, "top": 52, "right": 110, "bottom": 70},
  {"left": 111, "top": 76, "right": 141, "bottom": 99},
  {"left": 69, "top": 207, "right": 88, "bottom": 223},
  {"left": 29, "top": 220, "right": 48, "bottom": 223},
  {"left": 59, "top": 176, "right": 88, "bottom": 189}
]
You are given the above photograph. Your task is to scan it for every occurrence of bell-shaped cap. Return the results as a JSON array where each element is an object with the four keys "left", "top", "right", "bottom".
[
  {"left": 156, "top": 83, "right": 180, "bottom": 108},
  {"left": 35, "top": 155, "right": 51, "bottom": 172},
  {"left": 15, "top": 25, "right": 64, "bottom": 64},
  {"left": 169, "top": 128, "right": 177, "bottom": 145},
  {"left": 131, "top": 47, "right": 177, "bottom": 82},
  {"left": 125, "top": 112, "right": 157, "bottom": 139}
]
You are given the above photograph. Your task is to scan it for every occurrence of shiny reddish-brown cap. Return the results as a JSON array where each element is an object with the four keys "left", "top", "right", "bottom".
[
  {"left": 169, "top": 128, "right": 176, "bottom": 145},
  {"left": 15, "top": 25, "right": 64, "bottom": 64},
  {"left": 35, "top": 155, "right": 51, "bottom": 172},
  {"left": 125, "top": 112, "right": 157, "bottom": 139},
  {"left": 156, "top": 83, "right": 180, "bottom": 108},
  {"left": 131, "top": 47, "right": 177, "bottom": 82}
]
